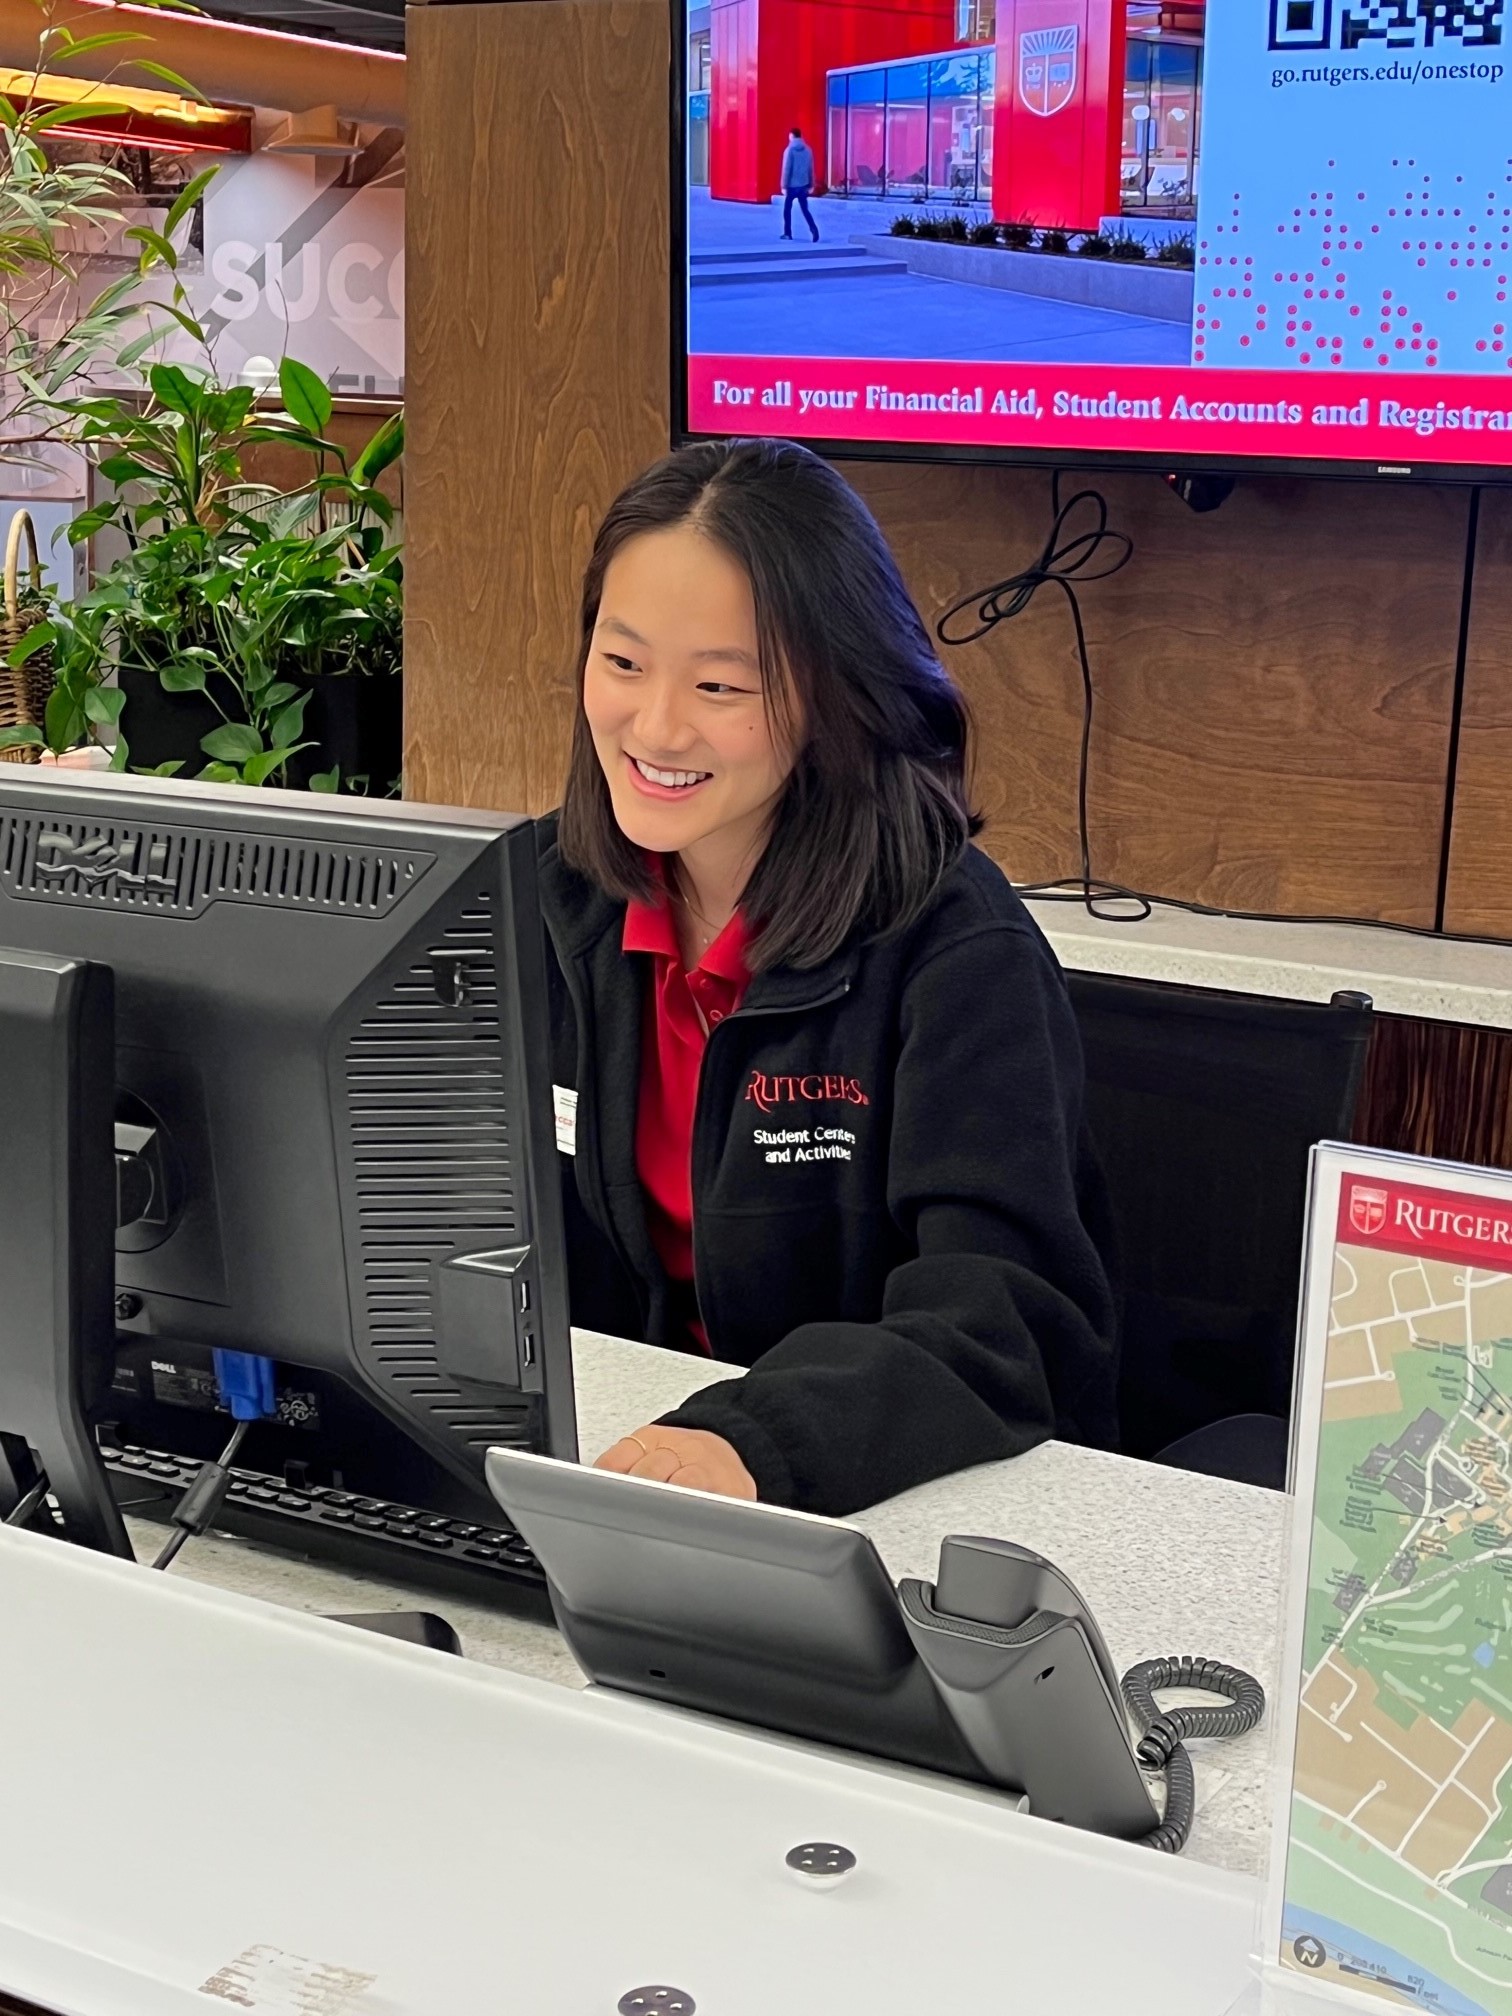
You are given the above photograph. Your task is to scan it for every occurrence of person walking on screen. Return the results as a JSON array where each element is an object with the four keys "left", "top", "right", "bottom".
[{"left": 781, "top": 127, "right": 819, "bottom": 242}]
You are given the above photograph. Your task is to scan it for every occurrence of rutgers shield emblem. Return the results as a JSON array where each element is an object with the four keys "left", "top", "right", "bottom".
[
  {"left": 1349, "top": 1185, "right": 1389, "bottom": 1237},
  {"left": 1018, "top": 25, "right": 1078, "bottom": 117}
]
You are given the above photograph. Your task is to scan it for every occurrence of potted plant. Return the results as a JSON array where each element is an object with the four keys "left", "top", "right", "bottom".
[
  {"left": 5, "top": 357, "right": 404, "bottom": 787},
  {"left": 2, "top": 0, "right": 216, "bottom": 479}
]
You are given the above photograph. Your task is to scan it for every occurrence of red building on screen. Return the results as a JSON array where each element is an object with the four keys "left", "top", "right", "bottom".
[{"left": 691, "top": 0, "right": 1203, "bottom": 232}]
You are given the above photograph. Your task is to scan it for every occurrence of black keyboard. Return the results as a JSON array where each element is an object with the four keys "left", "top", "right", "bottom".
[{"left": 103, "top": 1443, "right": 553, "bottom": 1620}]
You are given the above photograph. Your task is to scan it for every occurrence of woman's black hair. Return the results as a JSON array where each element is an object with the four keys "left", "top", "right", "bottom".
[{"left": 559, "top": 437, "right": 983, "bottom": 972}]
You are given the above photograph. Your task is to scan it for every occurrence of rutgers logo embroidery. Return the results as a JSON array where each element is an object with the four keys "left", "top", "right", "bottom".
[{"left": 743, "top": 1070, "right": 870, "bottom": 1115}]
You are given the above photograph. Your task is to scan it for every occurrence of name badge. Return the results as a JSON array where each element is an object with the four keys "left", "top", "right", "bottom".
[{"left": 553, "top": 1084, "right": 578, "bottom": 1157}]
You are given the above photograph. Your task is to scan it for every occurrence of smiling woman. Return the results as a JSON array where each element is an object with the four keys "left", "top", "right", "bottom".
[
  {"left": 581, "top": 525, "right": 794, "bottom": 968},
  {"left": 541, "top": 438, "right": 1119, "bottom": 1517}
]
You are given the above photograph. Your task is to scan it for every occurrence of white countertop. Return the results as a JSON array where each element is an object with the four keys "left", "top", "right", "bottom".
[
  {"left": 1028, "top": 895, "right": 1512, "bottom": 1028},
  {"left": 139, "top": 1329, "right": 1287, "bottom": 1885}
]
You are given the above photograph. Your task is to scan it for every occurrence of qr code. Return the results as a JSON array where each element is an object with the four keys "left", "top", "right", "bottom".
[{"left": 1267, "top": 0, "right": 1503, "bottom": 46}]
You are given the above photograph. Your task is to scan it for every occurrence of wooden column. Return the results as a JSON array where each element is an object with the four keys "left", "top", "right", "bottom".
[{"left": 403, "top": 0, "right": 672, "bottom": 815}]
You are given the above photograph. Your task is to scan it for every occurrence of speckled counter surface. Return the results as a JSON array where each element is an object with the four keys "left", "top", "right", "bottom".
[
  {"left": 1028, "top": 895, "right": 1512, "bottom": 1028},
  {"left": 138, "top": 1329, "right": 1287, "bottom": 1882}
]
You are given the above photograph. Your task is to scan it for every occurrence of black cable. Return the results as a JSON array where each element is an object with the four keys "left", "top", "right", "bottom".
[
  {"left": 1022, "top": 879, "right": 1512, "bottom": 951},
  {"left": 1122, "top": 1655, "right": 1266, "bottom": 1854},
  {"left": 937, "top": 471, "right": 1143, "bottom": 919},
  {"left": 151, "top": 1417, "right": 252, "bottom": 1571},
  {"left": 4, "top": 1475, "right": 51, "bottom": 1530},
  {"left": 152, "top": 1525, "right": 193, "bottom": 1571},
  {"left": 1434, "top": 484, "right": 1480, "bottom": 933}
]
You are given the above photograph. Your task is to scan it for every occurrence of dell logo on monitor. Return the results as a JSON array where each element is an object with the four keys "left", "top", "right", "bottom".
[{"left": 34, "top": 831, "right": 175, "bottom": 893}]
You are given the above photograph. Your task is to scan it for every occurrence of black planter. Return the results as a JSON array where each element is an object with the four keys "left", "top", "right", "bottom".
[
  {"left": 117, "top": 664, "right": 402, "bottom": 792},
  {"left": 284, "top": 673, "right": 403, "bottom": 793},
  {"left": 117, "top": 662, "right": 228, "bottom": 774}
]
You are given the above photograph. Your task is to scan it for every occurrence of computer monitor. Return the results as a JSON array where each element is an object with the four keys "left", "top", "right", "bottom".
[{"left": 0, "top": 769, "right": 575, "bottom": 1556}]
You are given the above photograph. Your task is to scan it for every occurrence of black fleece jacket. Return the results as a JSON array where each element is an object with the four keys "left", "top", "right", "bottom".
[{"left": 537, "top": 815, "right": 1118, "bottom": 1516}]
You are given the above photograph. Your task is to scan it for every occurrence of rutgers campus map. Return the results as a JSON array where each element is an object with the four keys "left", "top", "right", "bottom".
[{"left": 1278, "top": 1157, "right": 1512, "bottom": 2014}]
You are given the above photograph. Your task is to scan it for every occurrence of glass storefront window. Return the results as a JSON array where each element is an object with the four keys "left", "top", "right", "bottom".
[
  {"left": 688, "top": 31, "right": 710, "bottom": 187},
  {"left": 953, "top": 0, "right": 997, "bottom": 42},
  {"left": 884, "top": 60, "right": 928, "bottom": 194},
  {"left": 977, "top": 48, "right": 995, "bottom": 204},
  {"left": 846, "top": 66, "right": 886, "bottom": 194},
  {"left": 827, "top": 74, "right": 848, "bottom": 195},
  {"left": 1122, "top": 35, "right": 1200, "bottom": 215},
  {"left": 928, "top": 55, "right": 982, "bottom": 198},
  {"left": 827, "top": 51, "right": 994, "bottom": 204}
]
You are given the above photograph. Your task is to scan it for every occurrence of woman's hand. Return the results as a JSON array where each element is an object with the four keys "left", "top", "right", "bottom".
[{"left": 594, "top": 1425, "right": 758, "bottom": 1500}]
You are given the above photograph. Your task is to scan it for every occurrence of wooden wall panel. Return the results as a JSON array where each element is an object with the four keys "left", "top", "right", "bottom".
[
  {"left": 848, "top": 464, "right": 1466, "bottom": 926},
  {"left": 1442, "top": 484, "right": 1512, "bottom": 937},
  {"left": 402, "top": 0, "right": 672, "bottom": 814},
  {"left": 1355, "top": 1015, "right": 1512, "bottom": 1170}
]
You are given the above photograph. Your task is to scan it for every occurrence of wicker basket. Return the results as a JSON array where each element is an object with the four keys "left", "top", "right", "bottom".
[{"left": 1, "top": 509, "right": 56, "bottom": 764}]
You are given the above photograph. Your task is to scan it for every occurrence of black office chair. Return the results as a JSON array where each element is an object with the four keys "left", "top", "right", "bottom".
[{"left": 1066, "top": 972, "right": 1374, "bottom": 1492}]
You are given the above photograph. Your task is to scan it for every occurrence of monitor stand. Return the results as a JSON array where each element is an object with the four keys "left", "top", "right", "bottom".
[{"left": 0, "top": 949, "right": 130, "bottom": 1556}]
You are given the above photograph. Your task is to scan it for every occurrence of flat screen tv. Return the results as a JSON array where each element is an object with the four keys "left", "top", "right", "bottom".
[{"left": 675, "top": 0, "right": 1512, "bottom": 479}]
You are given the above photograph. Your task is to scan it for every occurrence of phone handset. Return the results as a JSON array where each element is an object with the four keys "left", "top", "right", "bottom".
[{"left": 898, "top": 1536, "right": 1264, "bottom": 1852}]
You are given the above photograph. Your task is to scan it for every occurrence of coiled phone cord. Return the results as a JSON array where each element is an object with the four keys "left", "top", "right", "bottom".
[{"left": 1121, "top": 1656, "right": 1267, "bottom": 1854}]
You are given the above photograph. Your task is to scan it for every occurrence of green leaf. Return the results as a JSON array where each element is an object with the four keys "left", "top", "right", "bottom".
[
  {"left": 164, "top": 165, "right": 218, "bottom": 239},
  {"left": 0, "top": 95, "right": 17, "bottom": 132},
  {"left": 148, "top": 362, "right": 198, "bottom": 417},
  {"left": 278, "top": 358, "right": 333, "bottom": 438},
  {"left": 51, "top": 29, "right": 151, "bottom": 59},
  {"left": 309, "top": 767, "right": 341, "bottom": 794},
  {"left": 198, "top": 761, "right": 241, "bottom": 784},
  {"left": 115, "top": 322, "right": 177, "bottom": 370},
  {"left": 270, "top": 494, "right": 317, "bottom": 540},
  {"left": 83, "top": 686, "right": 128, "bottom": 727},
  {"left": 108, "top": 733, "right": 130, "bottom": 773},
  {"left": 126, "top": 58, "right": 206, "bottom": 99},
  {"left": 269, "top": 697, "right": 310, "bottom": 748},
  {"left": 125, "top": 224, "right": 179, "bottom": 273},
  {"left": 154, "top": 300, "right": 208, "bottom": 346},
  {"left": 137, "top": 761, "right": 185, "bottom": 777},
  {"left": 173, "top": 423, "right": 199, "bottom": 490},
  {"left": 44, "top": 688, "right": 82, "bottom": 753},
  {"left": 263, "top": 681, "right": 300, "bottom": 710},
  {"left": 0, "top": 726, "right": 44, "bottom": 750},
  {"left": 244, "top": 744, "right": 310, "bottom": 786},
  {"left": 97, "top": 455, "right": 155, "bottom": 487},
  {"left": 7, "top": 624, "right": 56, "bottom": 669},
  {"left": 66, "top": 503, "right": 119, "bottom": 545},
  {"left": 29, "top": 100, "right": 134, "bottom": 134},
  {"left": 350, "top": 411, "right": 405, "bottom": 485},
  {"left": 200, "top": 723, "right": 263, "bottom": 764},
  {"left": 221, "top": 385, "right": 257, "bottom": 428},
  {"left": 159, "top": 659, "right": 208, "bottom": 693},
  {"left": 83, "top": 272, "right": 145, "bottom": 320},
  {"left": 242, "top": 425, "right": 342, "bottom": 457}
]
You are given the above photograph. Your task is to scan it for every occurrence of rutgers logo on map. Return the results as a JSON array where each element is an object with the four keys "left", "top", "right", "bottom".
[
  {"left": 1017, "top": 25, "right": 1078, "bottom": 117},
  {"left": 1349, "top": 1184, "right": 1388, "bottom": 1236}
]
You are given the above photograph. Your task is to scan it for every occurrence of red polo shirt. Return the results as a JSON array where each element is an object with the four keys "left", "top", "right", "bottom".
[{"left": 622, "top": 875, "right": 751, "bottom": 1352}]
